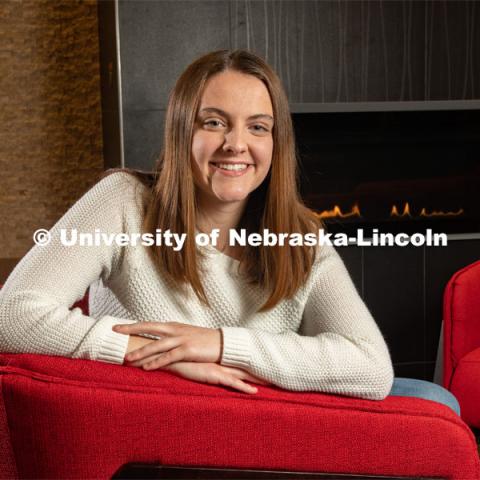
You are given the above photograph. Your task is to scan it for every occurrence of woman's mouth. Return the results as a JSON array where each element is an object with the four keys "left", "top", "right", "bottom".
[{"left": 209, "top": 162, "right": 253, "bottom": 177}]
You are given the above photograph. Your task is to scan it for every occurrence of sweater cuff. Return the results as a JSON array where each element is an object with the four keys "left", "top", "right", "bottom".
[
  {"left": 95, "top": 316, "right": 137, "bottom": 365},
  {"left": 220, "top": 326, "right": 252, "bottom": 369}
]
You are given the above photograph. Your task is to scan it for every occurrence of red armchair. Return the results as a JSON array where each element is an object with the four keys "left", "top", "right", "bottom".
[
  {"left": 443, "top": 260, "right": 480, "bottom": 429},
  {"left": 0, "top": 288, "right": 479, "bottom": 479}
]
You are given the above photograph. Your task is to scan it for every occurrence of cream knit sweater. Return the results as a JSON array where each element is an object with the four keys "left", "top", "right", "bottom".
[{"left": 0, "top": 172, "right": 394, "bottom": 400}]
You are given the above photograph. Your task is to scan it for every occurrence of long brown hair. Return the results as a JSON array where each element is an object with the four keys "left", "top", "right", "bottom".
[{"left": 101, "top": 49, "right": 323, "bottom": 312}]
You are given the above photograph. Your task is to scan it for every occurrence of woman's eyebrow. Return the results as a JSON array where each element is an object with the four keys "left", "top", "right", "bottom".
[
  {"left": 249, "top": 113, "right": 274, "bottom": 123},
  {"left": 199, "top": 107, "right": 274, "bottom": 122}
]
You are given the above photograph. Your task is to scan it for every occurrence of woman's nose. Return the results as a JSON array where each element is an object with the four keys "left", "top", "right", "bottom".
[{"left": 222, "top": 127, "right": 247, "bottom": 154}]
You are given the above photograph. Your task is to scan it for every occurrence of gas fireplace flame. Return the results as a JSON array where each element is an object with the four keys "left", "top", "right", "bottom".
[
  {"left": 391, "top": 202, "right": 412, "bottom": 218},
  {"left": 314, "top": 204, "right": 362, "bottom": 219},
  {"left": 419, "top": 207, "right": 464, "bottom": 217},
  {"left": 391, "top": 202, "right": 464, "bottom": 218},
  {"left": 315, "top": 201, "right": 465, "bottom": 221}
]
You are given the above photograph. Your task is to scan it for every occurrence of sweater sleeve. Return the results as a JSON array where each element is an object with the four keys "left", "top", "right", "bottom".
[
  {"left": 219, "top": 245, "right": 395, "bottom": 400},
  {"left": 0, "top": 172, "right": 139, "bottom": 364}
]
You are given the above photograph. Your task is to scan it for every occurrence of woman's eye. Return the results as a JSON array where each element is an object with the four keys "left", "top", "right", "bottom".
[
  {"left": 250, "top": 124, "right": 269, "bottom": 133},
  {"left": 204, "top": 119, "right": 225, "bottom": 128}
]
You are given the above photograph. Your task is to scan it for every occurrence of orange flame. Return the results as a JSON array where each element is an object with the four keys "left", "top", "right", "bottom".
[
  {"left": 391, "top": 202, "right": 412, "bottom": 217},
  {"left": 315, "top": 202, "right": 464, "bottom": 220},
  {"left": 419, "top": 207, "right": 464, "bottom": 217},
  {"left": 391, "top": 202, "right": 464, "bottom": 218},
  {"left": 314, "top": 204, "right": 362, "bottom": 219}
]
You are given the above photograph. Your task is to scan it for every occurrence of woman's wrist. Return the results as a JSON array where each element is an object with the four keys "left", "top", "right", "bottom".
[
  {"left": 217, "top": 328, "right": 224, "bottom": 364},
  {"left": 125, "top": 334, "right": 154, "bottom": 357}
]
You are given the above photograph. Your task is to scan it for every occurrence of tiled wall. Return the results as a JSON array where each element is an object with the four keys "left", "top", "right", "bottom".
[{"left": 0, "top": 0, "right": 104, "bottom": 281}]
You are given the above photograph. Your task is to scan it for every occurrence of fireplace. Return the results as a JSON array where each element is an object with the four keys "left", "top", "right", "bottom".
[{"left": 293, "top": 109, "right": 480, "bottom": 236}]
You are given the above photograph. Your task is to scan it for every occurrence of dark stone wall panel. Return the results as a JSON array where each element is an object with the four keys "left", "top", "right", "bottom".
[{"left": 119, "top": 0, "right": 231, "bottom": 111}]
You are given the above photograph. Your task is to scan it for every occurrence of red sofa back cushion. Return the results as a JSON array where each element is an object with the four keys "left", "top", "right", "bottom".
[
  {"left": 1, "top": 352, "right": 479, "bottom": 479},
  {"left": 443, "top": 260, "right": 480, "bottom": 388}
]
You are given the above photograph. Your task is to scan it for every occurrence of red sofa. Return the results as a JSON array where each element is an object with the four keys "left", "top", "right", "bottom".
[
  {"left": 443, "top": 260, "right": 480, "bottom": 430},
  {"left": 0, "top": 289, "right": 479, "bottom": 479}
]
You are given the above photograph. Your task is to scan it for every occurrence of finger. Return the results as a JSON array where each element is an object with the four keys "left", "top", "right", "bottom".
[
  {"left": 113, "top": 322, "right": 176, "bottom": 336},
  {"left": 221, "top": 367, "right": 270, "bottom": 386},
  {"left": 243, "top": 375, "right": 270, "bottom": 386},
  {"left": 127, "top": 352, "right": 169, "bottom": 368},
  {"left": 128, "top": 353, "right": 169, "bottom": 368},
  {"left": 142, "top": 348, "right": 185, "bottom": 370},
  {"left": 221, "top": 375, "right": 258, "bottom": 394},
  {"left": 126, "top": 355, "right": 156, "bottom": 367},
  {"left": 232, "top": 380, "right": 258, "bottom": 394},
  {"left": 126, "top": 337, "right": 182, "bottom": 363},
  {"left": 240, "top": 371, "right": 271, "bottom": 385}
]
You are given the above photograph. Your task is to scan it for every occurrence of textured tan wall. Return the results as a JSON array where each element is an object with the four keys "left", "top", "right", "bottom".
[{"left": 0, "top": 0, "right": 104, "bottom": 277}]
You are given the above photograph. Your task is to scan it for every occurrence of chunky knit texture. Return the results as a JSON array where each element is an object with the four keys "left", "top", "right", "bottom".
[{"left": 0, "top": 172, "right": 394, "bottom": 400}]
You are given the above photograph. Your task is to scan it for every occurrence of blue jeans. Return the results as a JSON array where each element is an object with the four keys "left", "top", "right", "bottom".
[{"left": 388, "top": 377, "right": 461, "bottom": 416}]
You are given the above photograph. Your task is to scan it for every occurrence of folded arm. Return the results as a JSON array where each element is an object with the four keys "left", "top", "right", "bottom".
[
  {"left": 219, "top": 245, "right": 395, "bottom": 400},
  {"left": 0, "top": 173, "right": 138, "bottom": 364}
]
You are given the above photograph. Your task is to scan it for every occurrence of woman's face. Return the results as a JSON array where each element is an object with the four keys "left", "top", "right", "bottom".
[{"left": 191, "top": 70, "right": 274, "bottom": 209}]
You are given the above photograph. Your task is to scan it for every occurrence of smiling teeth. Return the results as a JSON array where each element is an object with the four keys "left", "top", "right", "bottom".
[{"left": 216, "top": 163, "right": 248, "bottom": 171}]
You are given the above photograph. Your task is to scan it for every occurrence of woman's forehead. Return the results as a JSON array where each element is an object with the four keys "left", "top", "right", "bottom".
[{"left": 199, "top": 71, "right": 273, "bottom": 115}]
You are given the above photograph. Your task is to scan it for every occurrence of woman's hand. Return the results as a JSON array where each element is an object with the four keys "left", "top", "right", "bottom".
[
  {"left": 120, "top": 334, "right": 272, "bottom": 394},
  {"left": 113, "top": 322, "right": 222, "bottom": 369},
  {"left": 162, "top": 361, "right": 270, "bottom": 394}
]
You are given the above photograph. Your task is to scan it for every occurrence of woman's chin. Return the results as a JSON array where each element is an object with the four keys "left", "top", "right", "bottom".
[
  {"left": 212, "top": 189, "right": 251, "bottom": 204},
  {"left": 215, "top": 194, "right": 249, "bottom": 204}
]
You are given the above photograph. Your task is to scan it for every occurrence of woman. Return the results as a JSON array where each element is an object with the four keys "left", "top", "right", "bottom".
[{"left": 0, "top": 50, "right": 460, "bottom": 414}]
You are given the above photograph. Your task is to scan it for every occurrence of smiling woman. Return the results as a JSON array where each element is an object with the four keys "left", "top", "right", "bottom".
[{"left": 0, "top": 49, "right": 401, "bottom": 402}]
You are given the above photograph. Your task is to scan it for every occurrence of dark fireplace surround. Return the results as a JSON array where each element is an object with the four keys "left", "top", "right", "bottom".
[{"left": 293, "top": 109, "right": 480, "bottom": 236}]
